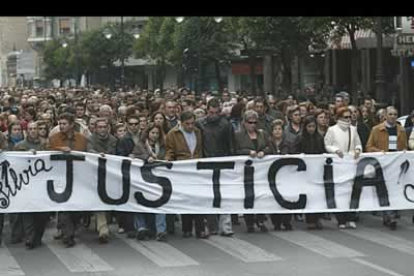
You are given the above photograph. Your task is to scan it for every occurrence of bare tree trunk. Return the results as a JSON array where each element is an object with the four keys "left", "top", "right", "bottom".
[
  {"left": 349, "top": 28, "right": 359, "bottom": 104},
  {"left": 214, "top": 60, "right": 223, "bottom": 92},
  {"left": 249, "top": 53, "right": 256, "bottom": 96}
]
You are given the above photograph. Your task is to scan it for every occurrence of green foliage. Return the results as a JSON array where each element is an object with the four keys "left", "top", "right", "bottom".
[{"left": 43, "top": 39, "right": 72, "bottom": 81}]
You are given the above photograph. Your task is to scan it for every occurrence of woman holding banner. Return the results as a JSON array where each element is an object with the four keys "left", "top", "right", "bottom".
[
  {"left": 131, "top": 123, "right": 168, "bottom": 242},
  {"left": 233, "top": 110, "right": 272, "bottom": 233},
  {"left": 295, "top": 115, "right": 326, "bottom": 229},
  {"left": 324, "top": 107, "right": 362, "bottom": 229},
  {"left": 268, "top": 119, "right": 294, "bottom": 230}
]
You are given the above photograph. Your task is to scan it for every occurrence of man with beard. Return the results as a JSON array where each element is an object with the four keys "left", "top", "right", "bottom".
[{"left": 87, "top": 118, "right": 117, "bottom": 244}]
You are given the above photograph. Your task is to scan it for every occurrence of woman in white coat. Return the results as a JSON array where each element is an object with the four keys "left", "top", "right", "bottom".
[{"left": 324, "top": 107, "right": 362, "bottom": 229}]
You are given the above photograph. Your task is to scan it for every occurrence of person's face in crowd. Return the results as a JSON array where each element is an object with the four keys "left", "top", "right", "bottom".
[
  {"left": 165, "top": 101, "right": 177, "bottom": 118},
  {"left": 88, "top": 118, "right": 97, "bottom": 133},
  {"left": 268, "top": 98, "right": 277, "bottom": 109},
  {"left": 127, "top": 118, "right": 140, "bottom": 134},
  {"left": 272, "top": 125, "right": 283, "bottom": 139},
  {"left": 115, "top": 126, "right": 126, "bottom": 139},
  {"left": 59, "top": 119, "right": 73, "bottom": 134},
  {"left": 335, "top": 97, "right": 344, "bottom": 108},
  {"left": 339, "top": 111, "right": 352, "bottom": 123},
  {"left": 139, "top": 117, "right": 148, "bottom": 131},
  {"left": 46, "top": 109, "right": 54, "bottom": 121},
  {"left": 386, "top": 109, "right": 398, "bottom": 126},
  {"left": 316, "top": 112, "right": 327, "bottom": 127},
  {"left": 194, "top": 110, "right": 206, "bottom": 120},
  {"left": 25, "top": 112, "right": 34, "bottom": 122},
  {"left": 76, "top": 106, "right": 85, "bottom": 118},
  {"left": 254, "top": 102, "right": 265, "bottom": 116},
  {"left": 306, "top": 122, "right": 317, "bottom": 135},
  {"left": 38, "top": 124, "right": 47, "bottom": 138},
  {"left": 40, "top": 114, "right": 51, "bottom": 127},
  {"left": 299, "top": 106, "right": 307, "bottom": 118},
  {"left": 182, "top": 117, "right": 195, "bottom": 133},
  {"left": 364, "top": 99, "right": 372, "bottom": 110},
  {"left": 207, "top": 106, "right": 220, "bottom": 119},
  {"left": 222, "top": 93, "right": 230, "bottom": 102},
  {"left": 148, "top": 127, "right": 160, "bottom": 143},
  {"left": 287, "top": 96, "right": 294, "bottom": 106},
  {"left": 27, "top": 123, "right": 38, "bottom": 140},
  {"left": 182, "top": 102, "right": 194, "bottom": 113},
  {"left": 111, "top": 97, "right": 118, "bottom": 107},
  {"left": 95, "top": 121, "right": 109, "bottom": 137},
  {"left": 291, "top": 110, "right": 301, "bottom": 125},
  {"left": 349, "top": 107, "right": 358, "bottom": 122},
  {"left": 99, "top": 109, "right": 112, "bottom": 119},
  {"left": 361, "top": 107, "right": 369, "bottom": 119},
  {"left": 244, "top": 116, "right": 258, "bottom": 133},
  {"left": 153, "top": 113, "right": 164, "bottom": 127},
  {"left": 11, "top": 124, "right": 22, "bottom": 137}
]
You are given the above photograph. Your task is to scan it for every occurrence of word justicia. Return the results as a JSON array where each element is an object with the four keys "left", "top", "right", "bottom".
[{"left": 1, "top": 152, "right": 411, "bottom": 214}]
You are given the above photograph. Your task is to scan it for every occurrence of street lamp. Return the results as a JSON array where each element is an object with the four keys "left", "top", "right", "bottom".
[
  {"left": 62, "top": 41, "right": 68, "bottom": 48},
  {"left": 175, "top": 16, "right": 223, "bottom": 93},
  {"left": 103, "top": 17, "right": 141, "bottom": 90}
]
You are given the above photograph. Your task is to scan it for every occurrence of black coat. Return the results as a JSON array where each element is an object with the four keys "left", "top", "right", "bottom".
[
  {"left": 357, "top": 122, "right": 371, "bottom": 152},
  {"left": 196, "top": 116, "right": 233, "bottom": 157},
  {"left": 268, "top": 138, "right": 293, "bottom": 155},
  {"left": 294, "top": 132, "right": 325, "bottom": 154},
  {"left": 116, "top": 132, "right": 135, "bottom": 156}
]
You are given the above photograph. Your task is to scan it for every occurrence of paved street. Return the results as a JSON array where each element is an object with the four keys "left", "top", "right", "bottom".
[{"left": 2, "top": 212, "right": 414, "bottom": 276}]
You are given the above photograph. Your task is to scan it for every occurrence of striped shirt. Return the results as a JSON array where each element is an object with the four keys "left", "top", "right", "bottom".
[{"left": 386, "top": 126, "right": 397, "bottom": 151}]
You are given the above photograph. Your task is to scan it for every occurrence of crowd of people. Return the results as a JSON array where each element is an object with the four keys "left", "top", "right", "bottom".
[{"left": 0, "top": 86, "right": 411, "bottom": 250}]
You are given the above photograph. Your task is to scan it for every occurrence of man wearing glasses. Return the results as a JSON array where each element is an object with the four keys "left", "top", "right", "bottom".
[
  {"left": 116, "top": 114, "right": 144, "bottom": 239},
  {"left": 366, "top": 106, "right": 408, "bottom": 230}
]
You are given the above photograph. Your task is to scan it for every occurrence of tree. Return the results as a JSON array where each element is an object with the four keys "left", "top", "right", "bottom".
[
  {"left": 309, "top": 17, "right": 395, "bottom": 102},
  {"left": 133, "top": 17, "right": 176, "bottom": 91},
  {"left": 43, "top": 39, "right": 72, "bottom": 85},
  {"left": 172, "top": 17, "right": 236, "bottom": 92},
  {"left": 227, "top": 17, "right": 320, "bottom": 96}
]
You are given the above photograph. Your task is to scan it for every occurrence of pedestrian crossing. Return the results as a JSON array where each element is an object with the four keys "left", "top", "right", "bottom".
[{"left": 1, "top": 215, "right": 414, "bottom": 276}]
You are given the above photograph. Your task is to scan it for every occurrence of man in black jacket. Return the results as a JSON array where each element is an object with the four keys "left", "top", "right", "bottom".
[
  {"left": 196, "top": 98, "right": 234, "bottom": 236},
  {"left": 116, "top": 115, "right": 141, "bottom": 239}
]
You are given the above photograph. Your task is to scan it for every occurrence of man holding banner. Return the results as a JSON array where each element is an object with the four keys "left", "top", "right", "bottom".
[
  {"left": 47, "top": 113, "right": 88, "bottom": 247},
  {"left": 196, "top": 98, "right": 234, "bottom": 237},
  {"left": 165, "top": 111, "right": 209, "bottom": 239},
  {"left": 366, "top": 106, "right": 407, "bottom": 230},
  {"left": 87, "top": 118, "right": 117, "bottom": 244}
]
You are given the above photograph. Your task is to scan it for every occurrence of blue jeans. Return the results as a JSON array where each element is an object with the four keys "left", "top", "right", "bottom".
[
  {"left": 155, "top": 214, "right": 166, "bottom": 233},
  {"left": 134, "top": 213, "right": 148, "bottom": 232},
  {"left": 134, "top": 213, "right": 166, "bottom": 234}
]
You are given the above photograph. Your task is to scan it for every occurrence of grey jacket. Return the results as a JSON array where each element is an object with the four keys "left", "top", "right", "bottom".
[
  {"left": 283, "top": 122, "right": 302, "bottom": 145},
  {"left": 131, "top": 140, "right": 166, "bottom": 161},
  {"left": 87, "top": 133, "right": 118, "bottom": 155}
]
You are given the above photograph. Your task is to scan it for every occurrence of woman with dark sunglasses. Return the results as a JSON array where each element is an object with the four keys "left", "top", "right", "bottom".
[{"left": 233, "top": 110, "right": 271, "bottom": 233}]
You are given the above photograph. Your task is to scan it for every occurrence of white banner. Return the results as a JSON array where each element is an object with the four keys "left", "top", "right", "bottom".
[{"left": 2, "top": 151, "right": 414, "bottom": 214}]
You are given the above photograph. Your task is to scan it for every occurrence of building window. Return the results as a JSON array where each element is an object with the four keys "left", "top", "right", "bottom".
[
  {"left": 59, "top": 18, "right": 71, "bottom": 35},
  {"left": 35, "top": 20, "right": 44, "bottom": 37}
]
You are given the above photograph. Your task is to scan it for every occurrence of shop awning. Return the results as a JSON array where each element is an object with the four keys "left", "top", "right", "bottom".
[{"left": 328, "top": 30, "right": 394, "bottom": 50}]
